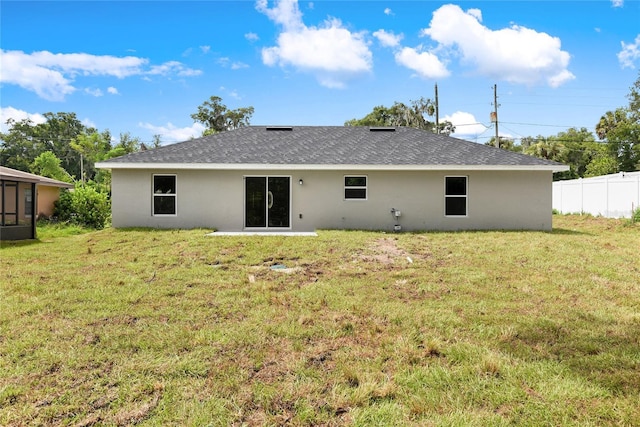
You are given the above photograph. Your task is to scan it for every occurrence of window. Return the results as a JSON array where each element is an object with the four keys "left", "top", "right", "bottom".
[
  {"left": 153, "top": 175, "right": 176, "bottom": 215},
  {"left": 445, "top": 176, "right": 467, "bottom": 216},
  {"left": 344, "top": 176, "right": 367, "bottom": 200},
  {"left": 24, "top": 188, "right": 32, "bottom": 218}
]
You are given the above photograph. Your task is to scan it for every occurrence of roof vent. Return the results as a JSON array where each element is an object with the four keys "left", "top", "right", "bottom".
[
  {"left": 369, "top": 127, "right": 396, "bottom": 132},
  {"left": 266, "top": 126, "right": 293, "bottom": 131}
]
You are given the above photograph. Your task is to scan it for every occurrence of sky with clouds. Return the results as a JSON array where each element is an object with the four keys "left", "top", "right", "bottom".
[{"left": 1, "top": 0, "right": 639, "bottom": 145}]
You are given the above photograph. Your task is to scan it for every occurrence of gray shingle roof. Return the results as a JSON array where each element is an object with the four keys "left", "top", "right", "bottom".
[{"left": 99, "top": 126, "right": 566, "bottom": 169}]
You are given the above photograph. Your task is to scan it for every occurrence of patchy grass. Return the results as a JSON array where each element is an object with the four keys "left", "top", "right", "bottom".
[{"left": 1, "top": 215, "right": 639, "bottom": 426}]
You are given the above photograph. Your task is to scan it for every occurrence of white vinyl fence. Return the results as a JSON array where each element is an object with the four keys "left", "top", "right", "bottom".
[{"left": 552, "top": 171, "right": 640, "bottom": 218}]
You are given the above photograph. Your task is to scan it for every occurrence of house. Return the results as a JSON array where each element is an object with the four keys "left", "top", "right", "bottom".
[
  {"left": 96, "top": 126, "right": 568, "bottom": 232},
  {"left": 0, "top": 166, "right": 74, "bottom": 240}
]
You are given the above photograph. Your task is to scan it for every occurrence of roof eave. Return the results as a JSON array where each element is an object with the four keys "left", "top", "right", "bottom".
[{"left": 96, "top": 162, "right": 569, "bottom": 172}]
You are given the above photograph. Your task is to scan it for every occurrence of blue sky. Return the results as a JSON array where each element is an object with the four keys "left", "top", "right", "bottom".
[{"left": 1, "top": 0, "right": 639, "bottom": 145}]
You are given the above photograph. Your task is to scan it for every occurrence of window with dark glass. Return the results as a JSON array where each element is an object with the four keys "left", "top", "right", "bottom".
[
  {"left": 445, "top": 176, "right": 467, "bottom": 216},
  {"left": 344, "top": 176, "right": 367, "bottom": 200},
  {"left": 153, "top": 175, "right": 176, "bottom": 215},
  {"left": 24, "top": 188, "right": 33, "bottom": 217}
]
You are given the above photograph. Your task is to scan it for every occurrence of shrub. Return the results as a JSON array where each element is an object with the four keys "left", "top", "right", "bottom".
[
  {"left": 633, "top": 207, "right": 640, "bottom": 223},
  {"left": 54, "top": 184, "right": 111, "bottom": 229}
]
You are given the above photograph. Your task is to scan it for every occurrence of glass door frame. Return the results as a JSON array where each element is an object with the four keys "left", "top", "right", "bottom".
[{"left": 243, "top": 175, "right": 292, "bottom": 230}]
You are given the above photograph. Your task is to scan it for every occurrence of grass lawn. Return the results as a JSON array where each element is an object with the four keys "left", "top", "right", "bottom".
[{"left": 1, "top": 215, "right": 639, "bottom": 426}]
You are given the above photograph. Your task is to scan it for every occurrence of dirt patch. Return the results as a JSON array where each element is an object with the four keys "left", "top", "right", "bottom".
[
  {"left": 113, "top": 385, "right": 163, "bottom": 426},
  {"left": 358, "top": 237, "right": 411, "bottom": 265}
]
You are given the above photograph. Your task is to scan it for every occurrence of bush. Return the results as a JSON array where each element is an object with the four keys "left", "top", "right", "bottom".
[
  {"left": 54, "top": 184, "right": 111, "bottom": 229},
  {"left": 633, "top": 207, "right": 640, "bottom": 223}
]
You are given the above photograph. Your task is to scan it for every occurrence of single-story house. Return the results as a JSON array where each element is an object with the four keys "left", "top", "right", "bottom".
[
  {"left": 96, "top": 126, "right": 568, "bottom": 232},
  {"left": 0, "top": 166, "right": 75, "bottom": 240}
]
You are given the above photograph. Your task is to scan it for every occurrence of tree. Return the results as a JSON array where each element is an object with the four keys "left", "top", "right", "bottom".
[
  {"left": 345, "top": 97, "right": 455, "bottom": 135},
  {"left": 35, "top": 112, "right": 92, "bottom": 178},
  {"left": 525, "top": 139, "right": 563, "bottom": 161},
  {"left": 0, "top": 112, "right": 91, "bottom": 178},
  {"left": 552, "top": 127, "right": 597, "bottom": 179},
  {"left": 595, "top": 72, "right": 640, "bottom": 172},
  {"left": 485, "top": 136, "right": 519, "bottom": 152},
  {"left": 30, "top": 151, "right": 73, "bottom": 183},
  {"left": 70, "top": 131, "right": 112, "bottom": 183},
  {"left": 523, "top": 128, "right": 601, "bottom": 180},
  {"left": 585, "top": 152, "right": 618, "bottom": 177},
  {"left": 0, "top": 118, "right": 45, "bottom": 172},
  {"left": 190, "top": 96, "right": 254, "bottom": 136}
]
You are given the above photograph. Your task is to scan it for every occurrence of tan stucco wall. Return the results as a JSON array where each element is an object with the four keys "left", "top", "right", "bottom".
[
  {"left": 37, "top": 185, "right": 62, "bottom": 218},
  {"left": 110, "top": 169, "right": 553, "bottom": 231}
]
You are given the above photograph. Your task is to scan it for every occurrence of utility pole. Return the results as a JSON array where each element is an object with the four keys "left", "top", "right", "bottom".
[
  {"left": 434, "top": 83, "right": 439, "bottom": 134},
  {"left": 491, "top": 84, "right": 500, "bottom": 148}
]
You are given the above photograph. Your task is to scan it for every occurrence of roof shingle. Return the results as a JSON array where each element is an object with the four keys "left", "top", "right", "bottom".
[{"left": 100, "top": 126, "right": 566, "bottom": 169}]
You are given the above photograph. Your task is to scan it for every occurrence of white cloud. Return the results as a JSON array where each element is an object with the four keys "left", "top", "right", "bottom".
[
  {"left": 84, "top": 88, "right": 103, "bottom": 97},
  {"left": 0, "top": 49, "right": 201, "bottom": 101},
  {"left": 218, "top": 57, "right": 249, "bottom": 70},
  {"left": 139, "top": 121, "right": 206, "bottom": 142},
  {"left": 200, "top": 45, "right": 211, "bottom": 54},
  {"left": 257, "top": 0, "right": 372, "bottom": 88},
  {"left": 82, "top": 118, "right": 97, "bottom": 129},
  {"left": 107, "top": 86, "right": 119, "bottom": 95},
  {"left": 0, "top": 107, "right": 46, "bottom": 132},
  {"left": 443, "top": 111, "right": 488, "bottom": 138},
  {"left": 421, "top": 4, "right": 575, "bottom": 87},
  {"left": 245, "top": 32, "right": 259, "bottom": 42},
  {"left": 618, "top": 34, "right": 640, "bottom": 69},
  {"left": 147, "top": 60, "right": 202, "bottom": 77},
  {"left": 231, "top": 62, "right": 249, "bottom": 70},
  {"left": 611, "top": 0, "right": 624, "bottom": 7},
  {"left": 394, "top": 47, "right": 449, "bottom": 79},
  {"left": 384, "top": 8, "right": 393, "bottom": 16},
  {"left": 257, "top": 0, "right": 304, "bottom": 30},
  {"left": 373, "top": 29, "right": 402, "bottom": 48}
]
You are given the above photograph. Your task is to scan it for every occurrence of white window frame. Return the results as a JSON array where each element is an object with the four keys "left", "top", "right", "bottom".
[
  {"left": 152, "top": 174, "right": 177, "bottom": 216},
  {"left": 344, "top": 175, "right": 368, "bottom": 201},
  {"left": 444, "top": 176, "right": 468, "bottom": 217}
]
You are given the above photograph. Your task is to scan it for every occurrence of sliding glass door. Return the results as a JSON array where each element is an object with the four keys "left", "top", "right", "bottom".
[{"left": 245, "top": 176, "right": 290, "bottom": 228}]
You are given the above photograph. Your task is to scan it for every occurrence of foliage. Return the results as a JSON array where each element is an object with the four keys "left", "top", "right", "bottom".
[
  {"left": 190, "top": 95, "right": 254, "bottom": 135},
  {"left": 54, "top": 184, "right": 111, "bottom": 229},
  {"left": 485, "top": 136, "right": 521, "bottom": 152},
  {"left": 30, "top": 151, "right": 73, "bottom": 183},
  {"left": 345, "top": 97, "right": 455, "bottom": 135},
  {"left": 523, "top": 128, "right": 614, "bottom": 180},
  {"left": 633, "top": 207, "right": 640, "bottom": 223},
  {"left": 1, "top": 216, "right": 639, "bottom": 425},
  {"left": 584, "top": 150, "right": 618, "bottom": 177},
  {"left": 0, "top": 112, "right": 104, "bottom": 179},
  {"left": 595, "top": 71, "right": 640, "bottom": 172},
  {"left": 525, "top": 137, "right": 564, "bottom": 161},
  {"left": 553, "top": 127, "right": 598, "bottom": 180}
]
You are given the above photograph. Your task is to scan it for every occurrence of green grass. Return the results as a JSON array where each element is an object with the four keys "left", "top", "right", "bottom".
[{"left": 1, "top": 216, "right": 639, "bottom": 426}]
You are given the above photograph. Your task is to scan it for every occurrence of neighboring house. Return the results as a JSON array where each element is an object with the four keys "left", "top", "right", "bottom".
[
  {"left": 96, "top": 126, "right": 568, "bottom": 232},
  {"left": 553, "top": 171, "right": 640, "bottom": 218},
  {"left": 0, "top": 166, "right": 74, "bottom": 240}
]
